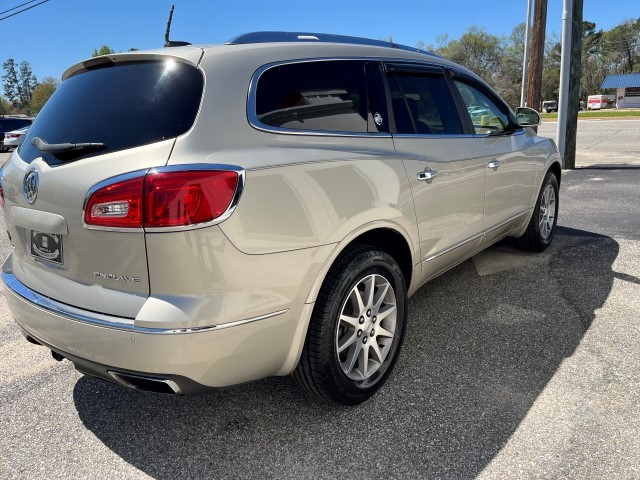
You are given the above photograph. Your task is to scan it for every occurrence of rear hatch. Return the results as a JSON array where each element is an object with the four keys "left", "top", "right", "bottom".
[{"left": 1, "top": 53, "right": 204, "bottom": 318}]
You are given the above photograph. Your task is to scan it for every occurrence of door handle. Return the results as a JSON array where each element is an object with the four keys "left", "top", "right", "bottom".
[
  {"left": 417, "top": 169, "right": 438, "bottom": 182},
  {"left": 487, "top": 160, "right": 502, "bottom": 170}
]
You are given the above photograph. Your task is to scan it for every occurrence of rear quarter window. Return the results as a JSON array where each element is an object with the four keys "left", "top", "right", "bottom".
[{"left": 255, "top": 60, "right": 369, "bottom": 133}]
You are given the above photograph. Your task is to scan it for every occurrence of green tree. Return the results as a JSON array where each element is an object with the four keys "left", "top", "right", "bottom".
[
  {"left": 2, "top": 59, "right": 19, "bottom": 105},
  {"left": 92, "top": 45, "right": 115, "bottom": 57},
  {"left": 581, "top": 21, "right": 607, "bottom": 96},
  {"left": 603, "top": 19, "right": 640, "bottom": 73},
  {"left": 2, "top": 59, "right": 38, "bottom": 111},
  {"left": 431, "top": 26, "right": 503, "bottom": 82},
  {"left": 541, "top": 34, "right": 562, "bottom": 102},
  {"left": 0, "top": 96, "right": 14, "bottom": 116},
  {"left": 30, "top": 76, "right": 60, "bottom": 113},
  {"left": 494, "top": 23, "right": 527, "bottom": 108}
]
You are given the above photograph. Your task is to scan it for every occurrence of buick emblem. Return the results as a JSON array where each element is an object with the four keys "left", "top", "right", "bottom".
[{"left": 23, "top": 170, "right": 39, "bottom": 204}]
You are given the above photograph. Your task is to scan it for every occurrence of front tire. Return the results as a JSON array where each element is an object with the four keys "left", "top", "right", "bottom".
[
  {"left": 515, "top": 171, "right": 559, "bottom": 252},
  {"left": 293, "top": 245, "right": 407, "bottom": 405}
]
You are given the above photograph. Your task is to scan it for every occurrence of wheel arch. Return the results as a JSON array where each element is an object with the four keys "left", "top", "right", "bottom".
[
  {"left": 304, "top": 222, "right": 418, "bottom": 305},
  {"left": 547, "top": 160, "right": 562, "bottom": 186}
]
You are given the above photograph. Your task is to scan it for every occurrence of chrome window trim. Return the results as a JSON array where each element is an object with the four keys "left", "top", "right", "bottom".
[
  {"left": 247, "top": 56, "right": 449, "bottom": 138},
  {"left": 2, "top": 269, "right": 288, "bottom": 334},
  {"left": 392, "top": 133, "right": 477, "bottom": 139},
  {"left": 82, "top": 163, "right": 246, "bottom": 233},
  {"left": 472, "top": 129, "right": 527, "bottom": 139}
]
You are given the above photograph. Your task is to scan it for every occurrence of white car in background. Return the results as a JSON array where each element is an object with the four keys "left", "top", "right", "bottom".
[{"left": 3, "top": 126, "right": 30, "bottom": 149}]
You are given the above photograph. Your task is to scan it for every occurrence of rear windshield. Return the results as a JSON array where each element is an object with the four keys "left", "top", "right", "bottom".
[{"left": 19, "top": 60, "right": 203, "bottom": 164}]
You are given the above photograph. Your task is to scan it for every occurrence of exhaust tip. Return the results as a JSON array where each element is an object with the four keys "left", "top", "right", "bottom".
[
  {"left": 107, "top": 371, "right": 182, "bottom": 395},
  {"left": 25, "top": 335, "right": 41, "bottom": 346}
]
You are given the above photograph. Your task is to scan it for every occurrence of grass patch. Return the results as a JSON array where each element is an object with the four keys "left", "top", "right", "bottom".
[{"left": 541, "top": 110, "right": 640, "bottom": 120}]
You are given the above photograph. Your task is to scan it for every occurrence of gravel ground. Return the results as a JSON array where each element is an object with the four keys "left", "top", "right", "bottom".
[{"left": 1, "top": 152, "right": 639, "bottom": 479}]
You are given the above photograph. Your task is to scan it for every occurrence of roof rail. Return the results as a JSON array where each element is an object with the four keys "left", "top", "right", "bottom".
[{"left": 225, "top": 31, "right": 438, "bottom": 57}]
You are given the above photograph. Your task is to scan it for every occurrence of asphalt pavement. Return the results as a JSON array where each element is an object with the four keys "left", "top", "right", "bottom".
[
  {"left": 538, "top": 118, "right": 640, "bottom": 167},
  {"left": 1, "top": 135, "right": 639, "bottom": 478}
]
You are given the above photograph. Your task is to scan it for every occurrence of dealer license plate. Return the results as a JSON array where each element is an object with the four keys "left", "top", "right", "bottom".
[{"left": 30, "top": 231, "right": 64, "bottom": 264}]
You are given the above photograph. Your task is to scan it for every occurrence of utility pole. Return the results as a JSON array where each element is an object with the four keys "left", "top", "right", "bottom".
[
  {"left": 556, "top": 0, "right": 583, "bottom": 169},
  {"left": 526, "top": 0, "right": 548, "bottom": 112},
  {"left": 520, "top": 0, "right": 534, "bottom": 107}
]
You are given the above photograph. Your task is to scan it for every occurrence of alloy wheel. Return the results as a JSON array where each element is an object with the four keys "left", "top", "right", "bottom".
[{"left": 335, "top": 274, "right": 397, "bottom": 382}]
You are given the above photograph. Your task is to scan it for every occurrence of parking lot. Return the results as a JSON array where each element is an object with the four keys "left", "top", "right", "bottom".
[{"left": 1, "top": 122, "right": 639, "bottom": 479}]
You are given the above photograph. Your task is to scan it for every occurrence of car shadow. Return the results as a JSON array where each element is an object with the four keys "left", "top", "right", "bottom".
[{"left": 73, "top": 226, "right": 619, "bottom": 479}]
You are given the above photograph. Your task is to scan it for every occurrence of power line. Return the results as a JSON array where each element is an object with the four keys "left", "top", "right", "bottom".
[
  {"left": 0, "top": 0, "right": 49, "bottom": 21},
  {"left": 0, "top": 0, "right": 38, "bottom": 16}
]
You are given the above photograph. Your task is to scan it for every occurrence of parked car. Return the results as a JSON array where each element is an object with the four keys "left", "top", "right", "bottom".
[
  {"left": 3, "top": 126, "right": 29, "bottom": 149},
  {"left": 542, "top": 100, "right": 558, "bottom": 113},
  {"left": 0, "top": 117, "right": 32, "bottom": 151},
  {"left": 0, "top": 32, "right": 561, "bottom": 405}
]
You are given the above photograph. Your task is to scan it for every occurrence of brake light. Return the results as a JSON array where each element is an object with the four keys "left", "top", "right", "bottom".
[
  {"left": 84, "top": 176, "right": 144, "bottom": 228},
  {"left": 84, "top": 170, "right": 239, "bottom": 229}
]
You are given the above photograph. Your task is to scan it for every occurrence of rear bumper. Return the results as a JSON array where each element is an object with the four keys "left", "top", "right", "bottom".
[{"left": 3, "top": 266, "right": 314, "bottom": 392}]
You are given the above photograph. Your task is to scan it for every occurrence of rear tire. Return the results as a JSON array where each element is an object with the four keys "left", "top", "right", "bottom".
[
  {"left": 293, "top": 245, "right": 407, "bottom": 405},
  {"left": 515, "top": 171, "right": 559, "bottom": 252}
]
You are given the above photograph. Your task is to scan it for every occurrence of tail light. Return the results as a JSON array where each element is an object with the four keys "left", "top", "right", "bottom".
[{"left": 84, "top": 169, "right": 241, "bottom": 229}]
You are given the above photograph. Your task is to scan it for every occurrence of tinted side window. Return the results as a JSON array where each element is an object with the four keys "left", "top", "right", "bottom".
[
  {"left": 454, "top": 80, "right": 511, "bottom": 134},
  {"left": 255, "top": 61, "right": 368, "bottom": 133},
  {"left": 19, "top": 61, "right": 203, "bottom": 164},
  {"left": 389, "top": 73, "right": 463, "bottom": 135}
]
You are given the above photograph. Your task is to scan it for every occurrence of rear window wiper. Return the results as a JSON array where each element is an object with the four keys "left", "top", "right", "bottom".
[{"left": 31, "top": 137, "right": 107, "bottom": 156}]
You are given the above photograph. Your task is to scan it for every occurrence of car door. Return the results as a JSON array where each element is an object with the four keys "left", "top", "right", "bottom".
[
  {"left": 385, "top": 63, "right": 486, "bottom": 282},
  {"left": 451, "top": 76, "right": 538, "bottom": 246}
]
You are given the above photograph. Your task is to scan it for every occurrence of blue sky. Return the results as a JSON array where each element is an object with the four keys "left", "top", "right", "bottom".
[{"left": 1, "top": 0, "right": 638, "bottom": 81}]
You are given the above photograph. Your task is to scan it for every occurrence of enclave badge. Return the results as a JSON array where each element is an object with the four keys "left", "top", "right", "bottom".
[
  {"left": 23, "top": 170, "right": 39, "bottom": 204},
  {"left": 94, "top": 272, "right": 141, "bottom": 283}
]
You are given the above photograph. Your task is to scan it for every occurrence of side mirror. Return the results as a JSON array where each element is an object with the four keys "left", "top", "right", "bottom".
[{"left": 515, "top": 107, "right": 541, "bottom": 127}]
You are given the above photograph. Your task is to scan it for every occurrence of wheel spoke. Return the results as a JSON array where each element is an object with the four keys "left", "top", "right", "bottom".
[
  {"left": 340, "top": 314, "right": 360, "bottom": 329},
  {"left": 371, "top": 341, "right": 384, "bottom": 364},
  {"left": 351, "top": 287, "right": 365, "bottom": 313},
  {"left": 361, "top": 344, "right": 370, "bottom": 378},
  {"left": 373, "top": 282, "right": 390, "bottom": 310},
  {"left": 343, "top": 342, "right": 361, "bottom": 375},
  {"left": 376, "top": 304, "right": 396, "bottom": 322},
  {"left": 337, "top": 330, "right": 358, "bottom": 354},
  {"left": 376, "top": 326, "right": 394, "bottom": 338},
  {"left": 364, "top": 275, "right": 375, "bottom": 309}
]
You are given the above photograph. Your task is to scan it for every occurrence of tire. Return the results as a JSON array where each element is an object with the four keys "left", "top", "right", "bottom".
[
  {"left": 293, "top": 245, "right": 408, "bottom": 405},
  {"left": 515, "top": 171, "right": 559, "bottom": 252}
]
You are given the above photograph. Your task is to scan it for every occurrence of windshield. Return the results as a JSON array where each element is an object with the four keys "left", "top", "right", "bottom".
[{"left": 19, "top": 60, "right": 203, "bottom": 164}]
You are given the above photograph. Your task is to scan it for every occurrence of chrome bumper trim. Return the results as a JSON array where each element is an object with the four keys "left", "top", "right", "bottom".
[{"left": 2, "top": 270, "right": 288, "bottom": 334}]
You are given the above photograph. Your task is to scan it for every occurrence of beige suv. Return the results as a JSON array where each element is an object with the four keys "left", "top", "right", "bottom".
[{"left": 1, "top": 32, "right": 561, "bottom": 405}]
